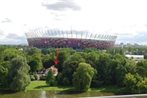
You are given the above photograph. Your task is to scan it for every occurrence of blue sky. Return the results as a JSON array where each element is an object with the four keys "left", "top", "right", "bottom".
[{"left": 0, "top": 0, "right": 147, "bottom": 45}]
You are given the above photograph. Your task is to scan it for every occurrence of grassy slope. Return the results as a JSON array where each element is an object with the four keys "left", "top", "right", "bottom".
[
  {"left": 26, "top": 81, "right": 72, "bottom": 91},
  {"left": 26, "top": 81, "right": 125, "bottom": 94}
]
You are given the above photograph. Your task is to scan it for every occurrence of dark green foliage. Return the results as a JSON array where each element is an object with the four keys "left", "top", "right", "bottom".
[
  {"left": 1, "top": 48, "right": 24, "bottom": 61},
  {"left": 55, "top": 48, "right": 75, "bottom": 72},
  {"left": 136, "top": 60, "right": 147, "bottom": 77},
  {"left": 0, "top": 46, "right": 147, "bottom": 94},
  {"left": 96, "top": 53, "right": 111, "bottom": 85},
  {"left": 42, "top": 54, "right": 54, "bottom": 69},
  {"left": 0, "top": 65, "right": 8, "bottom": 87},
  {"left": 46, "top": 70, "right": 56, "bottom": 86},
  {"left": 27, "top": 48, "right": 43, "bottom": 73},
  {"left": 9, "top": 56, "right": 30, "bottom": 91},
  {"left": 109, "top": 54, "right": 128, "bottom": 86},
  {"left": 73, "top": 63, "right": 96, "bottom": 92},
  {"left": 28, "top": 55, "right": 43, "bottom": 72},
  {"left": 84, "top": 51, "right": 99, "bottom": 68},
  {"left": 61, "top": 53, "right": 85, "bottom": 85}
]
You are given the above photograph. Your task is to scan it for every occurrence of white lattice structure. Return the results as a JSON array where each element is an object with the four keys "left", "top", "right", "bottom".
[{"left": 25, "top": 28, "right": 117, "bottom": 49}]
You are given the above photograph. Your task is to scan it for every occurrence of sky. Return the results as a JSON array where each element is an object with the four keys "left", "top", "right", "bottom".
[{"left": 0, "top": 0, "right": 147, "bottom": 45}]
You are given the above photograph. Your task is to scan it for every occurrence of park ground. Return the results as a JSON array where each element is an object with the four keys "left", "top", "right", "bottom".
[{"left": 26, "top": 81, "right": 126, "bottom": 94}]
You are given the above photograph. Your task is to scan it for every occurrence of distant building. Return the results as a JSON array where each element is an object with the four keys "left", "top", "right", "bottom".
[{"left": 125, "top": 54, "right": 144, "bottom": 61}]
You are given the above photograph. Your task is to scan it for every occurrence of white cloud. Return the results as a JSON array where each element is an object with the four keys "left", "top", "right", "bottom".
[{"left": 0, "top": 0, "right": 147, "bottom": 44}]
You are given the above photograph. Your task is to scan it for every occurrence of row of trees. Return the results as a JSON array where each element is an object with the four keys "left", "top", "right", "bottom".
[
  {"left": 0, "top": 46, "right": 147, "bottom": 93},
  {"left": 42, "top": 47, "right": 147, "bottom": 93}
]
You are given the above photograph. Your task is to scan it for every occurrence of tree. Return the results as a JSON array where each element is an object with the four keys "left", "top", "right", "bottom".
[
  {"left": 136, "top": 60, "right": 147, "bottom": 78},
  {"left": 9, "top": 56, "right": 30, "bottom": 91},
  {"left": 25, "top": 47, "right": 41, "bottom": 56},
  {"left": 42, "top": 54, "right": 54, "bottom": 69},
  {"left": 84, "top": 51, "right": 99, "bottom": 68},
  {"left": 123, "top": 73, "right": 147, "bottom": 93},
  {"left": 96, "top": 53, "right": 111, "bottom": 85},
  {"left": 123, "top": 73, "right": 137, "bottom": 93},
  {"left": 46, "top": 70, "right": 56, "bottom": 86},
  {"left": 28, "top": 55, "right": 43, "bottom": 72},
  {"left": 61, "top": 53, "right": 85, "bottom": 85},
  {"left": 55, "top": 50, "right": 67, "bottom": 71},
  {"left": 1, "top": 48, "right": 24, "bottom": 61},
  {"left": 72, "top": 63, "right": 96, "bottom": 92},
  {"left": 136, "top": 78, "right": 147, "bottom": 93},
  {"left": 0, "top": 65, "right": 8, "bottom": 87},
  {"left": 25, "top": 47, "right": 43, "bottom": 72},
  {"left": 109, "top": 54, "right": 128, "bottom": 86}
]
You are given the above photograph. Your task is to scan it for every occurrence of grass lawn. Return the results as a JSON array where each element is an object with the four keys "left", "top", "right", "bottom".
[
  {"left": 26, "top": 81, "right": 126, "bottom": 94},
  {"left": 26, "top": 81, "right": 72, "bottom": 91}
]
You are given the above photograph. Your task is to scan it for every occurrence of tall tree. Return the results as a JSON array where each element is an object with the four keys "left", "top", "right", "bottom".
[
  {"left": 9, "top": 56, "right": 30, "bottom": 91},
  {"left": 60, "top": 53, "right": 85, "bottom": 85},
  {"left": 73, "top": 63, "right": 96, "bottom": 92}
]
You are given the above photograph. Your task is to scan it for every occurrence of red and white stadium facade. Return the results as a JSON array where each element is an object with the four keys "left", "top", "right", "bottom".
[{"left": 25, "top": 29, "right": 117, "bottom": 49}]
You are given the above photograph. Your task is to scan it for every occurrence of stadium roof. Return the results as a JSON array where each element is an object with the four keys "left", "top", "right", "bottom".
[{"left": 26, "top": 29, "right": 117, "bottom": 41}]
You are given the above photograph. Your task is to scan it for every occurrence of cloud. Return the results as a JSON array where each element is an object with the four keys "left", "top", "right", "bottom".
[
  {"left": 6, "top": 33, "right": 25, "bottom": 40},
  {"left": 1, "top": 18, "right": 12, "bottom": 23},
  {"left": 42, "top": 0, "right": 81, "bottom": 11},
  {"left": 116, "top": 32, "right": 147, "bottom": 44},
  {"left": 0, "top": 33, "right": 27, "bottom": 45}
]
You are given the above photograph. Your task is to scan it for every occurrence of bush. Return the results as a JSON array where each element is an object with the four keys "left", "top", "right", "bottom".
[
  {"left": 30, "top": 75, "right": 35, "bottom": 81},
  {"left": 34, "top": 74, "right": 40, "bottom": 80}
]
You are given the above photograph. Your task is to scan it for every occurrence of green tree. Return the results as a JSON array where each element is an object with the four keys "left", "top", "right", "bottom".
[
  {"left": 9, "top": 56, "right": 30, "bottom": 91},
  {"left": 136, "top": 60, "right": 147, "bottom": 77},
  {"left": 25, "top": 47, "right": 41, "bottom": 56},
  {"left": 124, "top": 73, "right": 147, "bottom": 93},
  {"left": 109, "top": 54, "right": 128, "bottom": 86},
  {"left": 28, "top": 55, "right": 43, "bottom": 72},
  {"left": 25, "top": 47, "right": 43, "bottom": 72},
  {"left": 84, "top": 51, "right": 99, "bottom": 68},
  {"left": 136, "top": 78, "right": 147, "bottom": 93},
  {"left": 0, "top": 65, "right": 8, "bottom": 87},
  {"left": 61, "top": 53, "right": 85, "bottom": 85},
  {"left": 55, "top": 50, "right": 67, "bottom": 71},
  {"left": 123, "top": 73, "right": 137, "bottom": 93},
  {"left": 72, "top": 63, "right": 96, "bottom": 92},
  {"left": 42, "top": 54, "right": 54, "bottom": 69},
  {"left": 46, "top": 70, "right": 56, "bottom": 86},
  {"left": 1, "top": 48, "right": 24, "bottom": 61},
  {"left": 96, "top": 53, "right": 111, "bottom": 85}
]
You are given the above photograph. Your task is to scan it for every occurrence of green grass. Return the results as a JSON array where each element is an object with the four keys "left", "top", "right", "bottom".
[
  {"left": 26, "top": 81, "right": 126, "bottom": 94},
  {"left": 26, "top": 81, "right": 72, "bottom": 91},
  {"left": 89, "top": 86, "right": 126, "bottom": 94}
]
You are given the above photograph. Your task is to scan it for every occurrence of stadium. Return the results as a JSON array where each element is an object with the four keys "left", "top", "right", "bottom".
[{"left": 25, "top": 28, "right": 117, "bottom": 49}]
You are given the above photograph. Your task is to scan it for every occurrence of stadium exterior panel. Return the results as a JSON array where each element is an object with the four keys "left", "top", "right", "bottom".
[{"left": 26, "top": 29, "right": 117, "bottom": 49}]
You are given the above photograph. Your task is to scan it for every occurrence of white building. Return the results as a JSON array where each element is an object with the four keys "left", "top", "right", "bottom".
[{"left": 125, "top": 54, "right": 144, "bottom": 61}]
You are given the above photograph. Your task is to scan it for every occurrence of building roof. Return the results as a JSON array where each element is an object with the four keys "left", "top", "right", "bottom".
[{"left": 125, "top": 54, "right": 144, "bottom": 58}]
